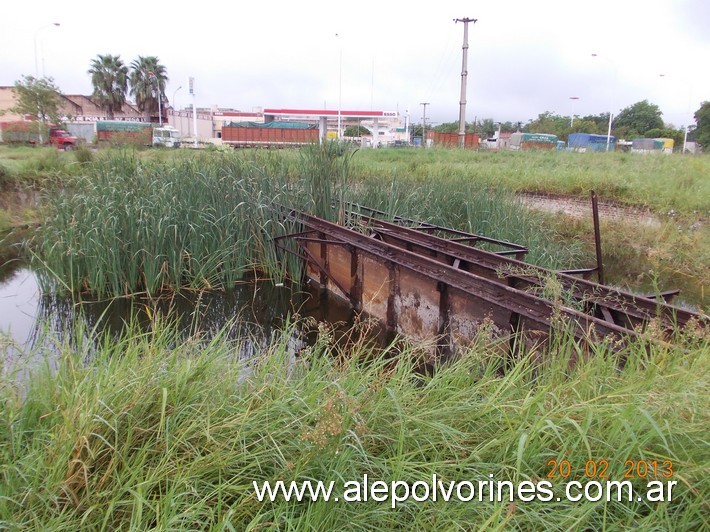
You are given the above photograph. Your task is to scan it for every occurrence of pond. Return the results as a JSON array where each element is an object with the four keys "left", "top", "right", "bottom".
[{"left": 0, "top": 254, "right": 381, "bottom": 381}]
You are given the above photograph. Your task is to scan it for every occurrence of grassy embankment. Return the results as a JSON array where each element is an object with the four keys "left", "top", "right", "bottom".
[
  {"left": 0, "top": 145, "right": 94, "bottom": 233},
  {"left": 0, "top": 318, "right": 707, "bottom": 529}
]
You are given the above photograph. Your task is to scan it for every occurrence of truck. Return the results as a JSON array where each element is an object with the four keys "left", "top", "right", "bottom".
[
  {"left": 152, "top": 126, "right": 181, "bottom": 148},
  {"left": 0, "top": 121, "right": 79, "bottom": 150},
  {"left": 221, "top": 121, "right": 319, "bottom": 147},
  {"left": 96, "top": 120, "right": 153, "bottom": 146},
  {"left": 428, "top": 131, "right": 480, "bottom": 149},
  {"left": 568, "top": 133, "right": 616, "bottom": 152},
  {"left": 508, "top": 132, "right": 558, "bottom": 151}
]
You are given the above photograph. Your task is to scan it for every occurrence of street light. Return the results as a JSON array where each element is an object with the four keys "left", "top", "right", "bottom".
[
  {"left": 148, "top": 70, "right": 162, "bottom": 126},
  {"left": 335, "top": 33, "right": 342, "bottom": 139},
  {"left": 591, "top": 53, "right": 615, "bottom": 152},
  {"left": 33, "top": 22, "right": 60, "bottom": 145},
  {"left": 172, "top": 86, "right": 182, "bottom": 134},
  {"left": 569, "top": 96, "right": 580, "bottom": 127},
  {"left": 659, "top": 73, "right": 693, "bottom": 153},
  {"left": 172, "top": 86, "right": 182, "bottom": 111},
  {"left": 34, "top": 22, "right": 60, "bottom": 77}
]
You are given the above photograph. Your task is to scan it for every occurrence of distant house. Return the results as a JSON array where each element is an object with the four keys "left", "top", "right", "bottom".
[
  {"left": 0, "top": 86, "right": 146, "bottom": 123},
  {"left": 0, "top": 86, "right": 26, "bottom": 121},
  {"left": 59, "top": 94, "right": 144, "bottom": 122}
]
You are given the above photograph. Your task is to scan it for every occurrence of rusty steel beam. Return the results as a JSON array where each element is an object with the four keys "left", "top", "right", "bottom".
[
  {"left": 346, "top": 203, "right": 529, "bottom": 257},
  {"left": 347, "top": 212, "right": 707, "bottom": 332},
  {"left": 284, "top": 209, "right": 654, "bottom": 348}
]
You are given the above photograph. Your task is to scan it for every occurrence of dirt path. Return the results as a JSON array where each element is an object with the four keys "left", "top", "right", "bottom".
[{"left": 519, "top": 192, "right": 662, "bottom": 227}]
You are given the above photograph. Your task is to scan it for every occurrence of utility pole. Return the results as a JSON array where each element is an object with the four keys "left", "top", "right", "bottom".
[
  {"left": 420, "top": 102, "right": 429, "bottom": 148},
  {"left": 454, "top": 17, "right": 477, "bottom": 149}
]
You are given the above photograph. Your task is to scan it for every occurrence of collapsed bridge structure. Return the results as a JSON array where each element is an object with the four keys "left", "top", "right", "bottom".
[{"left": 275, "top": 204, "right": 708, "bottom": 358}]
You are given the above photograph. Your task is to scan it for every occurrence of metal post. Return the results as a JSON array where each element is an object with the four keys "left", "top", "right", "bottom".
[
  {"left": 605, "top": 112, "right": 613, "bottom": 152},
  {"left": 454, "top": 17, "right": 477, "bottom": 149},
  {"left": 33, "top": 23, "right": 60, "bottom": 145},
  {"left": 173, "top": 85, "right": 182, "bottom": 130},
  {"left": 591, "top": 190, "right": 604, "bottom": 284},
  {"left": 148, "top": 70, "right": 162, "bottom": 127},
  {"left": 569, "top": 96, "right": 579, "bottom": 127},
  {"left": 157, "top": 88, "right": 163, "bottom": 127},
  {"left": 336, "top": 33, "right": 342, "bottom": 139},
  {"left": 34, "top": 23, "right": 60, "bottom": 78},
  {"left": 591, "top": 54, "right": 615, "bottom": 152}
]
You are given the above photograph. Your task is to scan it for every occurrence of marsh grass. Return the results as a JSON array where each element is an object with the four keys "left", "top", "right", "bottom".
[
  {"left": 352, "top": 149, "right": 710, "bottom": 214},
  {"left": 31, "top": 144, "right": 359, "bottom": 298},
  {"left": 0, "top": 317, "right": 706, "bottom": 530},
  {"left": 348, "top": 177, "right": 584, "bottom": 269},
  {"left": 31, "top": 150, "right": 304, "bottom": 297}
]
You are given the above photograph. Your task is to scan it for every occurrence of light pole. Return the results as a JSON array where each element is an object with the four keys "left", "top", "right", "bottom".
[
  {"left": 591, "top": 53, "right": 615, "bottom": 152},
  {"left": 34, "top": 22, "right": 60, "bottom": 77},
  {"left": 33, "top": 22, "right": 60, "bottom": 145},
  {"left": 148, "top": 70, "right": 162, "bottom": 127},
  {"left": 659, "top": 73, "right": 693, "bottom": 153},
  {"left": 335, "top": 33, "right": 342, "bottom": 139},
  {"left": 172, "top": 85, "right": 182, "bottom": 131},
  {"left": 569, "top": 96, "right": 580, "bottom": 127}
]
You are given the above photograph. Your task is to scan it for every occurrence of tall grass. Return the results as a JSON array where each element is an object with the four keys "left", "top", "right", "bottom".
[
  {"left": 31, "top": 150, "right": 304, "bottom": 297},
  {"left": 30, "top": 144, "right": 360, "bottom": 298},
  {"left": 348, "top": 176, "right": 584, "bottom": 269},
  {"left": 0, "top": 318, "right": 706, "bottom": 529},
  {"left": 350, "top": 149, "right": 710, "bottom": 214}
]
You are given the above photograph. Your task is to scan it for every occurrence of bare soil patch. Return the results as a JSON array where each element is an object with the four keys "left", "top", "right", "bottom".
[{"left": 519, "top": 192, "right": 662, "bottom": 227}]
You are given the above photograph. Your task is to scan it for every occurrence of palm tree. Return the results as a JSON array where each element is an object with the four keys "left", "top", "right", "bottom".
[
  {"left": 88, "top": 54, "right": 128, "bottom": 120},
  {"left": 129, "top": 56, "right": 168, "bottom": 123}
]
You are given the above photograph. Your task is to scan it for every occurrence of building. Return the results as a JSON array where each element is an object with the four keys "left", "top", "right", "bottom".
[{"left": 0, "top": 86, "right": 404, "bottom": 147}]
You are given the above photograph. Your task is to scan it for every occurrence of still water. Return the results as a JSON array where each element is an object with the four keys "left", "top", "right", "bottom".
[{"left": 0, "top": 260, "right": 373, "bottom": 379}]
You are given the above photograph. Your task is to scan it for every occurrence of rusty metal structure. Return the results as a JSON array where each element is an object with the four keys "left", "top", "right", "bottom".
[{"left": 275, "top": 204, "right": 707, "bottom": 357}]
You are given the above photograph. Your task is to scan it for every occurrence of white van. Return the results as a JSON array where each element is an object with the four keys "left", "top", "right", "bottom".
[{"left": 152, "top": 127, "right": 181, "bottom": 148}]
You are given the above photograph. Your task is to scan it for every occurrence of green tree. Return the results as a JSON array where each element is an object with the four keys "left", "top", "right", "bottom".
[
  {"left": 526, "top": 112, "right": 569, "bottom": 138},
  {"left": 432, "top": 121, "right": 458, "bottom": 133},
  {"left": 477, "top": 119, "right": 499, "bottom": 137},
  {"left": 693, "top": 101, "right": 710, "bottom": 150},
  {"left": 88, "top": 54, "right": 129, "bottom": 120},
  {"left": 8, "top": 75, "right": 63, "bottom": 125},
  {"left": 578, "top": 114, "right": 610, "bottom": 134},
  {"left": 129, "top": 56, "right": 168, "bottom": 122},
  {"left": 613, "top": 100, "right": 664, "bottom": 138}
]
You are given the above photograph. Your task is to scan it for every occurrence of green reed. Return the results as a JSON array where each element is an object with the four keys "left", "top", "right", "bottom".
[
  {"left": 348, "top": 176, "right": 584, "bottom": 269},
  {"left": 31, "top": 150, "right": 304, "bottom": 297}
]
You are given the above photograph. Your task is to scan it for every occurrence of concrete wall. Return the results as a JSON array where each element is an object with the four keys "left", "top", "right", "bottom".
[
  {"left": 0, "top": 87, "right": 24, "bottom": 121},
  {"left": 167, "top": 109, "right": 213, "bottom": 143}
]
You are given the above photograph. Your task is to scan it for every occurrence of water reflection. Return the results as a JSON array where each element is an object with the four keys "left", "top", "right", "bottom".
[{"left": 1, "top": 265, "right": 380, "bottom": 382}]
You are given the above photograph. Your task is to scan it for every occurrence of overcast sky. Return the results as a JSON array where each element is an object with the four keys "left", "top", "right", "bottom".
[{"left": 2, "top": 0, "right": 708, "bottom": 128}]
